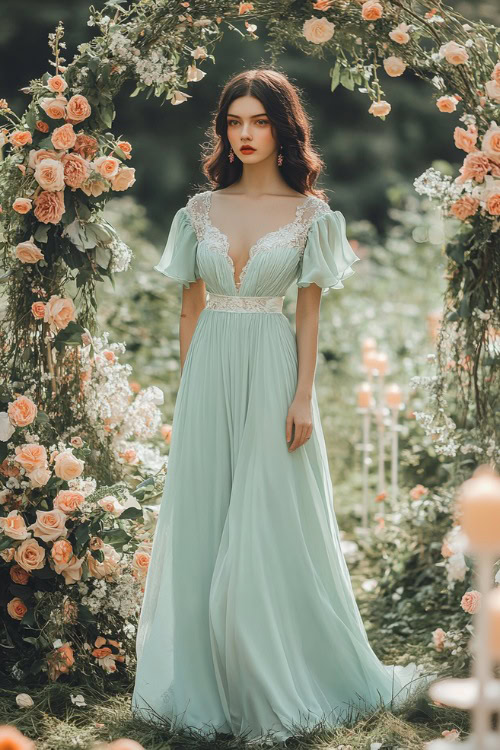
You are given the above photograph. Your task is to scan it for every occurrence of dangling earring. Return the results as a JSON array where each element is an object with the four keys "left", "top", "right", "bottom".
[
  {"left": 277, "top": 144, "right": 283, "bottom": 167},
  {"left": 228, "top": 147, "right": 234, "bottom": 163}
]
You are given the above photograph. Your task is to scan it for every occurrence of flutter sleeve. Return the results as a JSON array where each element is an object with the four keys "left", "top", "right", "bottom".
[
  {"left": 297, "top": 209, "right": 360, "bottom": 295},
  {"left": 153, "top": 206, "right": 199, "bottom": 288}
]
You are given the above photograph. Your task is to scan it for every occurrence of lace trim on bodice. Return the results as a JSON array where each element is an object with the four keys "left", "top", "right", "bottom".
[
  {"left": 205, "top": 292, "right": 284, "bottom": 313},
  {"left": 185, "top": 190, "right": 330, "bottom": 292}
]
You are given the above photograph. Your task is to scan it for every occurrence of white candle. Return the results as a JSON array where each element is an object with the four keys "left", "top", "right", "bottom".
[
  {"left": 375, "top": 352, "right": 388, "bottom": 376},
  {"left": 362, "top": 337, "right": 377, "bottom": 353},
  {"left": 458, "top": 473, "right": 500, "bottom": 552},
  {"left": 385, "top": 383, "right": 402, "bottom": 409},
  {"left": 357, "top": 382, "right": 372, "bottom": 408},
  {"left": 363, "top": 349, "right": 379, "bottom": 371}
]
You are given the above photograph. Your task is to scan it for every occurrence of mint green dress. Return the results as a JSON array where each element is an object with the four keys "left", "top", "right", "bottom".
[{"left": 131, "top": 191, "right": 429, "bottom": 741}]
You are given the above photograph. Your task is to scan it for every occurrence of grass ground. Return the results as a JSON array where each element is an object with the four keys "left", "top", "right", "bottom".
[{"left": 0, "top": 525, "right": 470, "bottom": 750}]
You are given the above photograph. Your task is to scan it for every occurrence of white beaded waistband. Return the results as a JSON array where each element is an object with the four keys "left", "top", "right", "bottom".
[{"left": 205, "top": 293, "right": 285, "bottom": 313}]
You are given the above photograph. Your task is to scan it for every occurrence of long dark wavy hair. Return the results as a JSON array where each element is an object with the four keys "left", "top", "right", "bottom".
[{"left": 199, "top": 67, "right": 329, "bottom": 203}]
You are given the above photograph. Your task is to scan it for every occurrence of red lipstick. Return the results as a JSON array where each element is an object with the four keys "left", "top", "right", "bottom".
[{"left": 240, "top": 146, "right": 256, "bottom": 153}]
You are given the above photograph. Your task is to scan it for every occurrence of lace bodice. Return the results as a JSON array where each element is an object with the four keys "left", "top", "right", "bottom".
[{"left": 186, "top": 190, "right": 330, "bottom": 292}]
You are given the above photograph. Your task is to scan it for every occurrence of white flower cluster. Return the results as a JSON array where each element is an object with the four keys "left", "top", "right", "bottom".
[
  {"left": 78, "top": 574, "right": 142, "bottom": 619},
  {"left": 413, "top": 167, "right": 464, "bottom": 208},
  {"left": 108, "top": 236, "right": 133, "bottom": 273},
  {"left": 118, "top": 386, "right": 164, "bottom": 442},
  {"left": 106, "top": 28, "right": 178, "bottom": 88}
]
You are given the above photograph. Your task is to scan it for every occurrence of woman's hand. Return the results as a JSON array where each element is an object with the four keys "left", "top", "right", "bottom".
[{"left": 286, "top": 396, "right": 313, "bottom": 452}]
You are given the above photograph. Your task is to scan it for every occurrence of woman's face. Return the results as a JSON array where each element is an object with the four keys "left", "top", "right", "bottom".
[{"left": 225, "top": 95, "right": 278, "bottom": 164}]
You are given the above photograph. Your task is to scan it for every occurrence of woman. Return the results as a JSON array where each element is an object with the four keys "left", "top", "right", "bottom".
[{"left": 131, "top": 67, "right": 429, "bottom": 742}]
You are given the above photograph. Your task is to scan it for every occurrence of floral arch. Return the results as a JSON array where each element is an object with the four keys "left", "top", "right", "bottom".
[{"left": 0, "top": 0, "right": 498, "bottom": 689}]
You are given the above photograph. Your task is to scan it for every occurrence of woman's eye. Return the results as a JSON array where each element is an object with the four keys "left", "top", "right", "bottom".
[{"left": 227, "top": 119, "right": 268, "bottom": 126}]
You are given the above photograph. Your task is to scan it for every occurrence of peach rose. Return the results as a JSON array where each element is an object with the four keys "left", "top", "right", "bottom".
[
  {"left": 368, "top": 100, "right": 391, "bottom": 117},
  {"left": 410, "top": 484, "right": 428, "bottom": 500},
  {"left": 449, "top": 196, "right": 479, "bottom": 220},
  {"left": 28, "top": 147, "right": 62, "bottom": 170},
  {"left": 486, "top": 191, "right": 500, "bottom": 215},
  {"left": 238, "top": 1, "right": 254, "bottom": 12},
  {"left": 47, "top": 642, "right": 74, "bottom": 681},
  {"left": 53, "top": 489, "right": 85, "bottom": 514},
  {"left": 14, "top": 538, "right": 46, "bottom": 572},
  {"left": 432, "top": 627, "right": 446, "bottom": 652},
  {"left": 10, "top": 564, "right": 30, "bottom": 584},
  {"left": 0, "top": 547, "right": 16, "bottom": 562},
  {"left": 0, "top": 510, "right": 30, "bottom": 540},
  {"left": 15, "top": 240, "right": 44, "bottom": 264},
  {"left": 14, "top": 443, "right": 48, "bottom": 473},
  {"left": 7, "top": 597, "right": 28, "bottom": 621},
  {"left": 51, "top": 538, "right": 73, "bottom": 565},
  {"left": 70, "top": 436, "right": 83, "bottom": 448},
  {"left": 389, "top": 22, "right": 410, "bottom": 44},
  {"left": 160, "top": 424, "right": 172, "bottom": 443},
  {"left": 456, "top": 152, "right": 491, "bottom": 183},
  {"left": 441, "top": 540, "right": 453, "bottom": 558},
  {"left": 453, "top": 125, "right": 478, "bottom": 153},
  {"left": 54, "top": 553, "right": 84, "bottom": 584},
  {"left": 33, "top": 190, "right": 65, "bottom": 224},
  {"left": 439, "top": 41, "right": 469, "bottom": 65},
  {"left": 482, "top": 123, "right": 500, "bottom": 165},
  {"left": 47, "top": 75, "right": 68, "bottom": 93},
  {"left": 54, "top": 450, "right": 84, "bottom": 480},
  {"left": 34, "top": 158, "right": 65, "bottom": 191},
  {"left": 116, "top": 140, "right": 132, "bottom": 159},
  {"left": 485, "top": 79, "right": 500, "bottom": 103},
  {"left": 79, "top": 178, "right": 110, "bottom": 197},
  {"left": 73, "top": 134, "right": 99, "bottom": 159},
  {"left": 361, "top": 0, "right": 383, "bottom": 21},
  {"left": 302, "top": 16, "right": 335, "bottom": 44},
  {"left": 40, "top": 96, "right": 67, "bottom": 119},
  {"left": 51, "top": 123, "right": 76, "bottom": 151},
  {"left": 461, "top": 590, "right": 481, "bottom": 614},
  {"left": 436, "top": 96, "right": 458, "bottom": 113},
  {"left": 0, "top": 459, "right": 20, "bottom": 477},
  {"left": 93, "top": 155, "right": 120, "bottom": 179},
  {"left": 44, "top": 295, "right": 77, "bottom": 332},
  {"left": 98, "top": 495, "right": 123, "bottom": 515},
  {"left": 383, "top": 56, "right": 406, "bottom": 77},
  {"left": 12, "top": 198, "right": 33, "bottom": 214},
  {"left": 28, "top": 465, "right": 52, "bottom": 488},
  {"left": 36, "top": 121, "right": 49, "bottom": 133},
  {"left": 9, "top": 130, "right": 33, "bottom": 148},
  {"left": 27, "top": 509, "right": 68, "bottom": 543},
  {"left": 8, "top": 396, "right": 37, "bottom": 427},
  {"left": 120, "top": 448, "right": 137, "bottom": 464},
  {"left": 132, "top": 549, "right": 150, "bottom": 579},
  {"left": 32, "top": 301, "right": 46, "bottom": 319},
  {"left": 66, "top": 94, "right": 91, "bottom": 123},
  {"left": 61, "top": 152, "right": 90, "bottom": 188},
  {"left": 111, "top": 167, "right": 136, "bottom": 191}
]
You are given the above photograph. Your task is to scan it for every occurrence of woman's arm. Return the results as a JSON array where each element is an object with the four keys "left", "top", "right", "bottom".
[
  {"left": 179, "top": 278, "right": 206, "bottom": 375},
  {"left": 286, "top": 283, "right": 322, "bottom": 452}
]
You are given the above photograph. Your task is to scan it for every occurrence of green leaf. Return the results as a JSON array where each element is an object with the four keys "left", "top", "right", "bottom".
[
  {"left": 340, "top": 68, "right": 355, "bottom": 91},
  {"left": 34, "top": 224, "right": 50, "bottom": 243},
  {"left": 118, "top": 506, "right": 143, "bottom": 520},
  {"left": 330, "top": 61, "right": 341, "bottom": 92}
]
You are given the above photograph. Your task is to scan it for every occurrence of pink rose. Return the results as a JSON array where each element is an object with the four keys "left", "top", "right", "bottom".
[
  {"left": 449, "top": 196, "right": 479, "bottom": 220},
  {"left": 116, "top": 140, "right": 132, "bottom": 159},
  {"left": 9, "top": 130, "right": 33, "bottom": 148},
  {"left": 461, "top": 590, "right": 481, "bottom": 614},
  {"left": 132, "top": 549, "right": 151, "bottom": 579},
  {"left": 453, "top": 126, "right": 478, "bottom": 153},
  {"left": 27, "top": 509, "right": 68, "bottom": 543},
  {"left": 111, "top": 167, "right": 136, "bottom": 191},
  {"left": 61, "top": 152, "right": 90, "bottom": 188},
  {"left": 432, "top": 627, "right": 446, "bottom": 652},
  {"left": 15, "top": 240, "right": 44, "bottom": 264},
  {"left": 51, "top": 539, "right": 73, "bottom": 565},
  {"left": 31, "top": 302, "right": 46, "bottom": 319},
  {"left": 65, "top": 94, "right": 91, "bottom": 123},
  {"left": 53, "top": 489, "right": 85, "bottom": 513},
  {"left": 7, "top": 597, "right": 27, "bottom": 621},
  {"left": 439, "top": 41, "right": 469, "bottom": 65},
  {"left": 43, "top": 295, "right": 77, "bottom": 332},
  {"left": 0, "top": 510, "right": 30, "bottom": 540},
  {"left": 14, "top": 538, "right": 46, "bottom": 572},
  {"left": 70, "top": 436, "right": 83, "bottom": 447},
  {"left": 40, "top": 96, "right": 67, "bottom": 119},
  {"left": 456, "top": 152, "right": 491, "bottom": 184},
  {"left": 54, "top": 450, "right": 84, "bottom": 480},
  {"left": 361, "top": 0, "right": 383, "bottom": 21},
  {"left": 12, "top": 198, "right": 33, "bottom": 214},
  {"left": 436, "top": 96, "right": 458, "bottom": 113},
  {"left": 383, "top": 56, "right": 406, "bottom": 77},
  {"left": 389, "top": 23, "right": 410, "bottom": 44},
  {"left": 73, "top": 134, "right": 99, "bottom": 159},
  {"left": 28, "top": 148, "right": 62, "bottom": 170},
  {"left": 14, "top": 443, "right": 48, "bottom": 473},
  {"left": 33, "top": 190, "right": 65, "bottom": 224},
  {"left": 8, "top": 396, "right": 37, "bottom": 427},
  {"left": 369, "top": 100, "right": 391, "bottom": 117},
  {"left": 410, "top": 484, "right": 428, "bottom": 500},
  {"left": 51, "top": 123, "right": 77, "bottom": 151},
  {"left": 47, "top": 75, "right": 68, "bottom": 93},
  {"left": 302, "top": 16, "right": 335, "bottom": 44},
  {"left": 28, "top": 466, "right": 52, "bottom": 487},
  {"left": 34, "top": 158, "right": 65, "bottom": 191}
]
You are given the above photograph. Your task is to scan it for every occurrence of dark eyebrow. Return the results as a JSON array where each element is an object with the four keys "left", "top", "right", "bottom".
[{"left": 226, "top": 113, "right": 268, "bottom": 118}]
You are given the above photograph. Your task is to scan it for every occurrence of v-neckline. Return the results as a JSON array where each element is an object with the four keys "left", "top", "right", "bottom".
[{"left": 206, "top": 190, "right": 312, "bottom": 293}]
